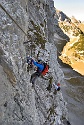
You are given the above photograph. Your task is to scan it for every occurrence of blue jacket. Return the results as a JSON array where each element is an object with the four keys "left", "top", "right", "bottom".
[{"left": 32, "top": 60, "right": 44, "bottom": 72}]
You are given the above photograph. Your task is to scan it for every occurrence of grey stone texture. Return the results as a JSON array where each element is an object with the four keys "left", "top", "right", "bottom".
[{"left": 0, "top": 0, "right": 69, "bottom": 125}]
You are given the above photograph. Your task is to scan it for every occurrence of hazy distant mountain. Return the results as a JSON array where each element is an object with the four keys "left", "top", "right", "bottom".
[
  {"left": 71, "top": 16, "right": 84, "bottom": 32},
  {"left": 55, "top": 9, "right": 70, "bottom": 21},
  {"left": 78, "top": 23, "right": 84, "bottom": 32},
  {"left": 56, "top": 9, "right": 84, "bottom": 75}
]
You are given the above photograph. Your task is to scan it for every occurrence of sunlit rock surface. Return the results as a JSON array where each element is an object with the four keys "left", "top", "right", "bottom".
[
  {"left": 58, "top": 14, "right": 84, "bottom": 75},
  {"left": 59, "top": 35, "right": 84, "bottom": 75}
]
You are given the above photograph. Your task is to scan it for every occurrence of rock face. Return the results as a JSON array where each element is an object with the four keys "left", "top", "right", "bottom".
[{"left": 0, "top": 0, "right": 69, "bottom": 125}]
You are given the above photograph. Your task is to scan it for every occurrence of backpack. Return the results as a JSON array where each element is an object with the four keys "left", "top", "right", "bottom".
[{"left": 41, "top": 62, "right": 49, "bottom": 76}]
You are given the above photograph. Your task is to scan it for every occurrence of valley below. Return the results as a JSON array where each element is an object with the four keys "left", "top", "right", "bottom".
[
  {"left": 59, "top": 34, "right": 84, "bottom": 75},
  {"left": 57, "top": 38, "right": 84, "bottom": 125}
]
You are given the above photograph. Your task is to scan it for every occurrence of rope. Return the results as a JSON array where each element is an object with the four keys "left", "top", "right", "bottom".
[
  {"left": 0, "top": 3, "right": 27, "bottom": 36},
  {"left": 0, "top": 3, "right": 34, "bottom": 57}
]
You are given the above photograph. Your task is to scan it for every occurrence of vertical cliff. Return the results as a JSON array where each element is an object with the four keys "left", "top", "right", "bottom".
[{"left": 0, "top": 0, "right": 69, "bottom": 125}]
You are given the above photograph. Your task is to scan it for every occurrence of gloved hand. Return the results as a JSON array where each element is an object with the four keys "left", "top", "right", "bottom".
[
  {"left": 31, "top": 58, "right": 34, "bottom": 63},
  {"left": 26, "top": 55, "right": 33, "bottom": 64}
]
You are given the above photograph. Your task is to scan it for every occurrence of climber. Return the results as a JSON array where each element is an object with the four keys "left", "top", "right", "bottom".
[
  {"left": 30, "top": 59, "right": 44, "bottom": 87},
  {"left": 53, "top": 83, "right": 60, "bottom": 91},
  {"left": 26, "top": 55, "right": 49, "bottom": 87}
]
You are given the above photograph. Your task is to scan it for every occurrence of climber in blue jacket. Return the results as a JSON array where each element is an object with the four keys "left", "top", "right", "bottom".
[
  {"left": 30, "top": 59, "right": 44, "bottom": 87},
  {"left": 32, "top": 59, "right": 44, "bottom": 72}
]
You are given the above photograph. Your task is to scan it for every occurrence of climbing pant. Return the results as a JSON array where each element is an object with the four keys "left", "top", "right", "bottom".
[{"left": 30, "top": 72, "right": 41, "bottom": 85}]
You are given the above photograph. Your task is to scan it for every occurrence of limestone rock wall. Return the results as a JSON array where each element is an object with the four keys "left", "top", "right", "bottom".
[{"left": 0, "top": 0, "right": 69, "bottom": 125}]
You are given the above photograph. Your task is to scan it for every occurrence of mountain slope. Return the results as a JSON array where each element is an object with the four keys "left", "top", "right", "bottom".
[{"left": 57, "top": 11, "right": 84, "bottom": 75}]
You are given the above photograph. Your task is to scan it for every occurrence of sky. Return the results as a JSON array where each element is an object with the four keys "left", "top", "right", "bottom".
[{"left": 53, "top": 0, "right": 84, "bottom": 21}]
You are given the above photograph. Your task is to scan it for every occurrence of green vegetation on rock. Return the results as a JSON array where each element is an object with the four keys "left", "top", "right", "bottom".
[{"left": 27, "top": 20, "right": 47, "bottom": 49}]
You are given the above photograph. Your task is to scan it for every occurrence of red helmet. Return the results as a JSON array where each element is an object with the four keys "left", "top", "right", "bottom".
[{"left": 57, "top": 83, "right": 60, "bottom": 87}]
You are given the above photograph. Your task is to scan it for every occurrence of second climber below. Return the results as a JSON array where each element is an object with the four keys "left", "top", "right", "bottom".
[{"left": 30, "top": 59, "right": 44, "bottom": 87}]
